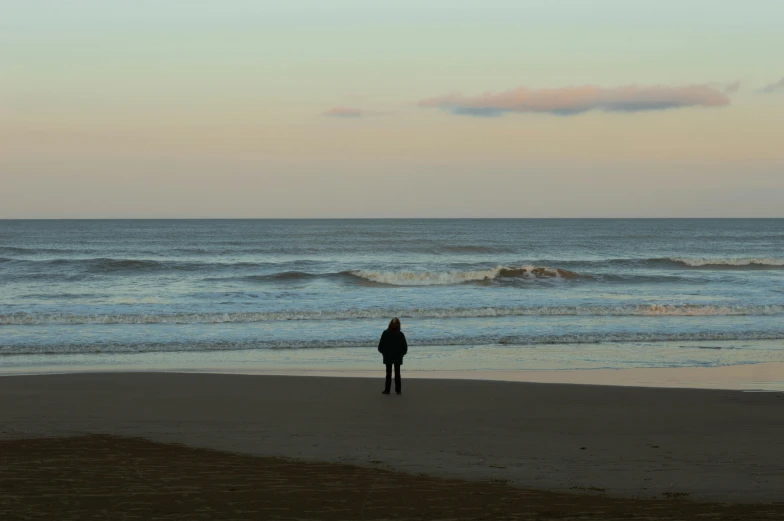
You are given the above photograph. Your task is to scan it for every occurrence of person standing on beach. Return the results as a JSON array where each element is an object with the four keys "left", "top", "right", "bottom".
[{"left": 378, "top": 317, "right": 407, "bottom": 395}]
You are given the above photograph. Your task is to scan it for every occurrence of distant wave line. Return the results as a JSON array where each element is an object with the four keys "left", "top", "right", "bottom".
[
  {"left": 2, "top": 256, "right": 782, "bottom": 278},
  {"left": 0, "top": 257, "right": 293, "bottom": 273}
]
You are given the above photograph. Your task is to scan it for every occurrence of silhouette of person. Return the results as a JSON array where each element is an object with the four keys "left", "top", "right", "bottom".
[{"left": 378, "top": 317, "right": 408, "bottom": 394}]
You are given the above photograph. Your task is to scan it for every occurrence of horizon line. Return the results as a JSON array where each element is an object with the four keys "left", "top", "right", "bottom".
[{"left": 1, "top": 217, "right": 782, "bottom": 221}]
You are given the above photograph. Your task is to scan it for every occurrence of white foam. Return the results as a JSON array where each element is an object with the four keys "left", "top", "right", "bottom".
[
  {"left": 670, "top": 257, "right": 784, "bottom": 267},
  {"left": 347, "top": 265, "right": 574, "bottom": 286}
]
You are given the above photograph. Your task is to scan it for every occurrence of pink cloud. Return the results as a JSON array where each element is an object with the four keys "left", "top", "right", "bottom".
[{"left": 418, "top": 84, "right": 732, "bottom": 117}]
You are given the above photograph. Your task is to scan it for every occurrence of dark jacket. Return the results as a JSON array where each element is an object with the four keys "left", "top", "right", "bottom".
[{"left": 378, "top": 329, "right": 408, "bottom": 365}]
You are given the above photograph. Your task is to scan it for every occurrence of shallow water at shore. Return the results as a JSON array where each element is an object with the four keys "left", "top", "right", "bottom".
[{"left": 3, "top": 341, "right": 783, "bottom": 392}]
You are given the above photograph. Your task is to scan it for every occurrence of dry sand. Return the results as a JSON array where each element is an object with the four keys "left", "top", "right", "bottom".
[
  {"left": 3, "top": 435, "right": 784, "bottom": 521},
  {"left": 1, "top": 373, "right": 784, "bottom": 519}
]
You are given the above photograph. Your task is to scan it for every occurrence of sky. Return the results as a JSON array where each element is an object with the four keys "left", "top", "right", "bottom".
[{"left": 1, "top": 0, "right": 783, "bottom": 218}]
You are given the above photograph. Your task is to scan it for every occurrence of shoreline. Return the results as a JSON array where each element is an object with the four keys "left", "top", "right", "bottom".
[
  {"left": 2, "top": 372, "right": 783, "bottom": 504},
  {"left": 2, "top": 361, "right": 783, "bottom": 392}
]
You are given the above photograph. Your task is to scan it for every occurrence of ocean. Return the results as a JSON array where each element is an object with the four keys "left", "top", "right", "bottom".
[{"left": 1, "top": 219, "right": 783, "bottom": 378}]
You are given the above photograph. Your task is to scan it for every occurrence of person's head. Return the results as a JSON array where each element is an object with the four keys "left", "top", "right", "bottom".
[{"left": 388, "top": 317, "right": 401, "bottom": 332}]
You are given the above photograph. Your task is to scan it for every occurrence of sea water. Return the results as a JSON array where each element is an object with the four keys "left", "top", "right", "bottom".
[{"left": 1, "top": 219, "right": 783, "bottom": 378}]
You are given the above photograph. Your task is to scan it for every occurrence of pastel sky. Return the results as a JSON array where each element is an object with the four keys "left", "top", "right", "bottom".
[{"left": 2, "top": 0, "right": 783, "bottom": 217}]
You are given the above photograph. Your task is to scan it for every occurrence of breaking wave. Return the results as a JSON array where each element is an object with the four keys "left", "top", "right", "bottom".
[
  {"left": 346, "top": 266, "right": 579, "bottom": 286},
  {"left": 3, "top": 304, "right": 783, "bottom": 325},
  {"left": 205, "top": 266, "right": 582, "bottom": 285},
  {"left": 662, "top": 257, "right": 784, "bottom": 268}
]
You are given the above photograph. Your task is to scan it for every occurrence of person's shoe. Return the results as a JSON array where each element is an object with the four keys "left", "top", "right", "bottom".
[
  {"left": 396, "top": 391, "right": 402, "bottom": 395},
  {"left": 381, "top": 390, "right": 390, "bottom": 394}
]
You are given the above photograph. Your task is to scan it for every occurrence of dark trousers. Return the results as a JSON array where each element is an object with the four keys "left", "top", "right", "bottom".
[{"left": 385, "top": 363, "right": 401, "bottom": 393}]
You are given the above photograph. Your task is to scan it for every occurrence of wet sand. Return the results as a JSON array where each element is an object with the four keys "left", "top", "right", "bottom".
[
  {"left": 186, "top": 360, "right": 784, "bottom": 391},
  {"left": 1, "top": 373, "right": 784, "bottom": 519}
]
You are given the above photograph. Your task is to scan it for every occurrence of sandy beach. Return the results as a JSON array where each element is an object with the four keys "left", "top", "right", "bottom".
[{"left": 2, "top": 373, "right": 784, "bottom": 519}]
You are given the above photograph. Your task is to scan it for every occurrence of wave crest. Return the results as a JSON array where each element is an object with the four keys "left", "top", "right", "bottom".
[
  {"left": 347, "top": 265, "right": 578, "bottom": 286},
  {"left": 666, "top": 257, "right": 784, "bottom": 268}
]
